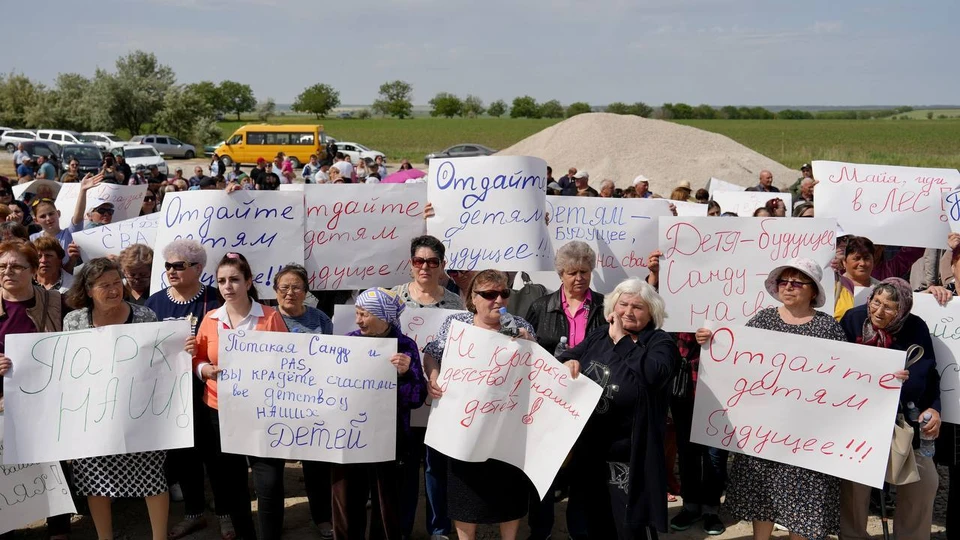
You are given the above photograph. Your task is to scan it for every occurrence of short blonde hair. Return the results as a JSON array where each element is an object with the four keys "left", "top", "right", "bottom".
[{"left": 603, "top": 277, "right": 667, "bottom": 329}]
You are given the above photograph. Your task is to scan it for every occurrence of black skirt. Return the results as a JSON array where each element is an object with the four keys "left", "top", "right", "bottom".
[{"left": 447, "top": 457, "right": 529, "bottom": 524}]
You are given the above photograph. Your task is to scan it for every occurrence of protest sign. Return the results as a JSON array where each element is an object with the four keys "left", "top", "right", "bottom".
[
  {"left": 12, "top": 179, "right": 61, "bottom": 200},
  {"left": 911, "top": 294, "right": 960, "bottom": 423},
  {"left": 946, "top": 188, "right": 960, "bottom": 234},
  {"left": 216, "top": 329, "right": 398, "bottom": 462},
  {"left": 427, "top": 156, "right": 553, "bottom": 272},
  {"left": 813, "top": 160, "right": 960, "bottom": 249},
  {"left": 56, "top": 183, "right": 148, "bottom": 230},
  {"left": 693, "top": 321, "right": 904, "bottom": 488},
  {"left": 707, "top": 177, "right": 746, "bottom": 198},
  {"left": 545, "top": 196, "right": 671, "bottom": 293},
  {"left": 72, "top": 213, "right": 159, "bottom": 260},
  {"left": 658, "top": 217, "right": 837, "bottom": 332},
  {"left": 711, "top": 191, "right": 792, "bottom": 218},
  {"left": 673, "top": 200, "right": 708, "bottom": 217},
  {"left": 424, "top": 320, "right": 602, "bottom": 498},
  {"left": 150, "top": 191, "right": 304, "bottom": 299},
  {"left": 0, "top": 416, "right": 77, "bottom": 534},
  {"left": 304, "top": 184, "right": 426, "bottom": 290},
  {"left": 3, "top": 321, "right": 193, "bottom": 464}
]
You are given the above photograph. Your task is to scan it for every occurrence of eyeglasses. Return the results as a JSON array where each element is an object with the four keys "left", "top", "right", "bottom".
[
  {"left": 776, "top": 279, "right": 813, "bottom": 289},
  {"left": 93, "top": 207, "right": 115, "bottom": 215},
  {"left": 0, "top": 263, "right": 29, "bottom": 274},
  {"left": 277, "top": 285, "right": 305, "bottom": 295},
  {"left": 869, "top": 299, "right": 898, "bottom": 315},
  {"left": 411, "top": 257, "right": 441, "bottom": 269},
  {"left": 125, "top": 273, "right": 151, "bottom": 281},
  {"left": 165, "top": 261, "right": 197, "bottom": 272},
  {"left": 474, "top": 289, "right": 511, "bottom": 300}
]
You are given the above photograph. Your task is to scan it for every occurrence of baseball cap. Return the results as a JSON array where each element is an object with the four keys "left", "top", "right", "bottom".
[
  {"left": 573, "top": 170, "right": 589, "bottom": 180},
  {"left": 199, "top": 177, "right": 218, "bottom": 189},
  {"left": 93, "top": 202, "right": 115, "bottom": 212},
  {"left": 633, "top": 175, "right": 650, "bottom": 186},
  {"left": 136, "top": 164, "right": 146, "bottom": 171},
  {"left": 800, "top": 163, "right": 812, "bottom": 170},
  {"left": 256, "top": 157, "right": 266, "bottom": 164},
  {"left": 175, "top": 167, "right": 183, "bottom": 172}
]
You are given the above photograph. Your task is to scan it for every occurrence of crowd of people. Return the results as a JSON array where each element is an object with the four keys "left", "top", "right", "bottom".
[{"left": 0, "top": 152, "right": 955, "bottom": 540}]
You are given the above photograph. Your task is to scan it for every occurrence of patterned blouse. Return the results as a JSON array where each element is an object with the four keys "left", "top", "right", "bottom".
[
  {"left": 423, "top": 311, "right": 536, "bottom": 363},
  {"left": 63, "top": 302, "right": 158, "bottom": 331}
]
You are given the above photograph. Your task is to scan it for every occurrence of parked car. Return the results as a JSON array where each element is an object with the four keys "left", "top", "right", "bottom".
[
  {"left": 1, "top": 130, "right": 37, "bottom": 152},
  {"left": 21, "top": 140, "right": 63, "bottom": 177},
  {"left": 116, "top": 144, "right": 168, "bottom": 175},
  {"left": 61, "top": 144, "right": 104, "bottom": 176},
  {"left": 424, "top": 143, "right": 497, "bottom": 164},
  {"left": 204, "top": 141, "right": 224, "bottom": 157},
  {"left": 337, "top": 111, "right": 353, "bottom": 119},
  {"left": 36, "top": 129, "right": 91, "bottom": 146},
  {"left": 0, "top": 127, "right": 12, "bottom": 138},
  {"left": 336, "top": 142, "right": 385, "bottom": 164},
  {"left": 130, "top": 134, "right": 196, "bottom": 158},
  {"left": 83, "top": 132, "right": 126, "bottom": 153}
]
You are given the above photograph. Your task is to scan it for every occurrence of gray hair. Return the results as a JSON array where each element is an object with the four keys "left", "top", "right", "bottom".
[
  {"left": 603, "top": 277, "right": 667, "bottom": 329},
  {"left": 554, "top": 241, "right": 596, "bottom": 275},
  {"left": 162, "top": 238, "right": 207, "bottom": 267},
  {"left": 800, "top": 177, "right": 815, "bottom": 187},
  {"left": 600, "top": 179, "right": 615, "bottom": 190}
]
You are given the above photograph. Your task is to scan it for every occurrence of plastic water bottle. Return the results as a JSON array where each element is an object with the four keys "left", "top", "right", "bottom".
[
  {"left": 907, "top": 401, "right": 936, "bottom": 458},
  {"left": 554, "top": 336, "right": 569, "bottom": 357},
  {"left": 499, "top": 307, "right": 520, "bottom": 337}
]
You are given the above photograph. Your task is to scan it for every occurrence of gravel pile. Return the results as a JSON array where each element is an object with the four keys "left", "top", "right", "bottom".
[{"left": 497, "top": 112, "right": 796, "bottom": 195}]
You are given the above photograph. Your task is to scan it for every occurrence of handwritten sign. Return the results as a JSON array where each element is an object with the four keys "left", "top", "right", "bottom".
[
  {"left": 304, "top": 184, "right": 426, "bottom": 290},
  {"left": 216, "top": 329, "right": 398, "bottom": 462},
  {"left": 545, "top": 196, "right": 670, "bottom": 293},
  {"left": 813, "top": 160, "right": 960, "bottom": 249},
  {"left": 3, "top": 321, "right": 193, "bottom": 464},
  {"left": 711, "top": 191, "right": 792, "bottom": 218},
  {"left": 12, "top": 179, "right": 61, "bottom": 200},
  {"left": 707, "top": 177, "right": 747, "bottom": 198},
  {"left": 946, "top": 188, "right": 960, "bottom": 234},
  {"left": 657, "top": 217, "right": 838, "bottom": 332},
  {"left": 150, "top": 191, "right": 304, "bottom": 299},
  {"left": 424, "top": 320, "right": 602, "bottom": 498},
  {"left": 673, "top": 200, "right": 708, "bottom": 217},
  {"left": 427, "top": 156, "right": 553, "bottom": 271},
  {"left": 0, "top": 416, "right": 76, "bottom": 534},
  {"left": 911, "top": 294, "right": 960, "bottom": 423},
  {"left": 694, "top": 321, "right": 904, "bottom": 488},
  {"left": 55, "top": 183, "right": 148, "bottom": 230},
  {"left": 72, "top": 213, "right": 159, "bottom": 260}
]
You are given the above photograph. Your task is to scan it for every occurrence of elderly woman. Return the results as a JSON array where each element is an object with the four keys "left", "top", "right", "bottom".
[
  {"left": 838, "top": 278, "right": 940, "bottom": 540},
  {"left": 834, "top": 236, "right": 926, "bottom": 320},
  {"left": 695, "top": 258, "right": 847, "bottom": 540},
  {"left": 333, "top": 288, "right": 427, "bottom": 539},
  {"left": 194, "top": 252, "right": 286, "bottom": 540},
  {"left": 62, "top": 257, "right": 194, "bottom": 540},
  {"left": 119, "top": 243, "right": 153, "bottom": 305},
  {"left": 0, "top": 241, "right": 72, "bottom": 540},
  {"left": 143, "top": 239, "right": 229, "bottom": 540},
  {"left": 424, "top": 270, "right": 536, "bottom": 540},
  {"left": 32, "top": 236, "right": 73, "bottom": 293},
  {"left": 558, "top": 278, "right": 679, "bottom": 539}
]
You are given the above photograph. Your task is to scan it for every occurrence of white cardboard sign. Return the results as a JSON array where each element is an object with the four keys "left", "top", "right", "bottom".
[
  {"left": 673, "top": 200, "right": 708, "bottom": 217},
  {"left": 711, "top": 191, "right": 792, "bottom": 218},
  {"left": 911, "top": 294, "right": 960, "bottom": 424},
  {"left": 707, "top": 177, "right": 747, "bottom": 198},
  {"left": 72, "top": 213, "right": 159, "bottom": 260},
  {"left": 55, "top": 183, "right": 148, "bottom": 230}
]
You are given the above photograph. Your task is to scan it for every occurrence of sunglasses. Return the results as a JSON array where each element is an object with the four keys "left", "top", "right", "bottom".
[
  {"left": 93, "top": 207, "right": 115, "bottom": 215},
  {"left": 776, "top": 279, "right": 812, "bottom": 289},
  {"left": 474, "top": 289, "right": 511, "bottom": 300},
  {"left": 411, "top": 257, "right": 441, "bottom": 269},
  {"left": 165, "top": 261, "right": 197, "bottom": 271},
  {"left": 31, "top": 197, "right": 55, "bottom": 207}
]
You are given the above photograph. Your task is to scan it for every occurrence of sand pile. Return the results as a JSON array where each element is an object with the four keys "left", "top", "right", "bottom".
[{"left": 497, "top": 113, "right": 797, "bottom": 194}]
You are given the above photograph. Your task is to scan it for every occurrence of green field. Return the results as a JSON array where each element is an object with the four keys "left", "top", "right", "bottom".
[{"left": 216, "top": 116, "right": 960, "bottom": 170}]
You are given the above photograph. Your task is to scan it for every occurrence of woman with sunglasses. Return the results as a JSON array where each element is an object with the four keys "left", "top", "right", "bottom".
[
  {"left": 60, "top": 158, "right": 81, "bottom": 183},
  {"left": 423, "top": 269, "right": 535, "bottom": 540},
  {"left": 0, "top": 178, "right": 13, "bottom": 208},
  {"left": 393, "top": 235, "right": 464, "bottom": 310},
  {"left": 141, "top": 192, "right": 159, "bottom": 215}
]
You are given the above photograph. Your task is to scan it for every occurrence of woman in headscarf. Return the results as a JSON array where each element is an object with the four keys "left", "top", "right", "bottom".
[
  {"left": 838, "top": 278, "right": 940, "bottom": 540},
  {"left": 335, "top": 287, "right": 426, "bottom": 540}
]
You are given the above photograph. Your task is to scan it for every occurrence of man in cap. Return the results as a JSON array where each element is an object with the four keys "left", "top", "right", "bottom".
[
  {"left": 573, "top": 170, "right": 598, "bottom": 197},
  {"left": 788, "top": 163, "right": 814, "bottom": 200},
  {"left": 16, "top": 155, "right": 34, "bottom": 180},
  {"left": 128, "top": 164, "right": 148, "bottom": 185},
  {"left": 633, "top": 175, "right": 654, "bottom": 198},
  {"left": 746, "top": 170, "right": 779, "bottom": 192},
  {"left": 147, "top": 164, "right": 167, "bottom": 184}
]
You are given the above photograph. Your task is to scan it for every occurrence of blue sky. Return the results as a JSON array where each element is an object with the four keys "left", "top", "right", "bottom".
[{"left": 4, "top": 0, "right": 957, "bottom": 107}]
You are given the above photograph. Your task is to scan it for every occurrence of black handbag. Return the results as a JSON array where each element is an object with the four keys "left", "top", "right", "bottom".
[{"left": 670, "top": 354, "right": 693, "bottom": 399}]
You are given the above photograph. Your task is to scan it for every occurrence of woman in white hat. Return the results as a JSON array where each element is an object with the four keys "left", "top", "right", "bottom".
[{"left": 694, "top": 258, "right": 847, "bottom": 540}]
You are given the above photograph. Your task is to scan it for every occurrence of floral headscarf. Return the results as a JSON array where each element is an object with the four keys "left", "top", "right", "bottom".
[{"left": 860, "top": 277, "right": 913, "bottom": 348}]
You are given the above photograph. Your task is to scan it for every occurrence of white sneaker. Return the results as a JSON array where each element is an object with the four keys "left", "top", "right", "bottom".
[
  {"left": 169, "top": 483, "right": 184, "bottom": 502},
  {"left": 774, "top": 523, "right": 788, "bottom": 531}
]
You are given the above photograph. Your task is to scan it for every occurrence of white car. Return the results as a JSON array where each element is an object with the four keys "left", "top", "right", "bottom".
[
  {"left": 83, "top": 132, "right": 127, "bottom": 152},
  {"left": 119, "top": 144, "right": 168, "bottom": 175},
  {"left": 336, "top": 142, "right": 385, "bottom": 164},
  {"left": 1, "top": 130, "right": 37, "bottom": 152},
  {"left": 36, "top": 129, "right": 91, "bottom": 146}
]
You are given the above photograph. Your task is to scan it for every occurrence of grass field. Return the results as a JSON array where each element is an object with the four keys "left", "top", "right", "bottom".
[{"left": 217, "top": 115, "right": 960, "bottom": 171}]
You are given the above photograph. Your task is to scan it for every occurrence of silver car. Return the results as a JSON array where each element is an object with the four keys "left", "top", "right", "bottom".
[
  {"left": 130, "top": 134, "right": 197, "bottom": 159},
  {"left": 424, "top": 143, "right": 497, "bottom": 165}
]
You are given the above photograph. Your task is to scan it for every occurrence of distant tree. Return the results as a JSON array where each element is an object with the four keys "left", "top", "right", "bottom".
[
  {"left": 693, "top": 104, "right": 717, "bottom": 119},
  {"left": 777, "top": 109, "right": 814, "bottom": 120},
  {"left": 539, "top": 99, "right": 564, "bottom": 119},
  {"left": 428, "top": 92, "right": 463, "bottom": 118},
  {"left": 487, "top": 99, "right": 508, "bottom": 117},
  {"left": 667, "top": 103, "right": 694, "bottom": 119},
  {"left": 187, "top": 81, "right": 227, "bottom": 116},
  {"left": 605, "top": 102, "right": 630, "bottom": 114},
  {"left": 0, "top": 73, "right": 43, "bottom": 127},
  {"left": 219, "top": 80, "right": 256, "bottom": 120},
  {"left": 25, "top": 73, "right": 94, "bottom": 131},
  {"left": 750, "top": 106, "right": 775, "bottom": 119},
  {"left": 461, "top": 94, "right": 485, "bottom": 117},
  {"left": 91, "top": 51, "right": 174, "bottom": 134},
  {"left": 628, "top": 102, "right": 653, "bottom": 117},
  {"left": 291, "top": 83, "right": 340, "bottom": 119},
  {"left": 510, "top": 96, "right": 540, "bottom": 118},
  {"left": 192, "top": 116, "right": 223, "bottom": 146},
  {"left": 566, "top": 102, "right": 592, "bottom": 117},
  {"left": 154, "top": 85, "right": 213, "bottom": 141},
  {"left": 256, "top": 98, "right": 276, "bottom": 122},
  {"left": 357, "top": 109, "right": 371, "bottom": 119},
  {"left": 372, "top": 80, "right": 413, "bottom": 119},
  {"left": 927, "top": 111, "right": 935, "bottom": 120},
  {"left": 720, "top": 105, "right": 740, "bottom": 119}
]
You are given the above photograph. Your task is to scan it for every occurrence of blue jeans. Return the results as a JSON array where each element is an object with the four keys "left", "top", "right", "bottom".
[{"left": 424, "top": 446, "right": 451, "bottom": 535}]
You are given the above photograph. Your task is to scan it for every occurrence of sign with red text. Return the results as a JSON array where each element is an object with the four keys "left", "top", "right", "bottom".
[
  {"left": 149, "top": 191, "right": 304, "bottom": 299},
  {"left": 427, "top": 156, "right": 554, "bottom": 271},
  {"left": 693, "top": 321, "right": 904, "bottom": 488},
  {"left": 0, "top": 416, "right": 77, "bottom": 534},
  {"left": 545, "top": 196, "right": 671, "bottom": 293},
  {"left": 424, "top": 320, "right": 602, "bottom": 498},
  {"left": 711, "top": 191, "right": 791, "bottom": 218},
  {"left": 304, "top": 184, "right": 426, "bottom": 290},
  {"left": 55, "top": 183, "right": 148, "bottom": 230},
  {"left": 813, "top": 160, "right": 960, "bottom": 249},
  {"left": 911, "top": 294, "right": 960, "bottom": 424},
  {"left": 658, "top": 217, "right": 837, "bottom": 332},
  {"left": 72, "top": 213, "right": 159, "bottom": 260}
]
